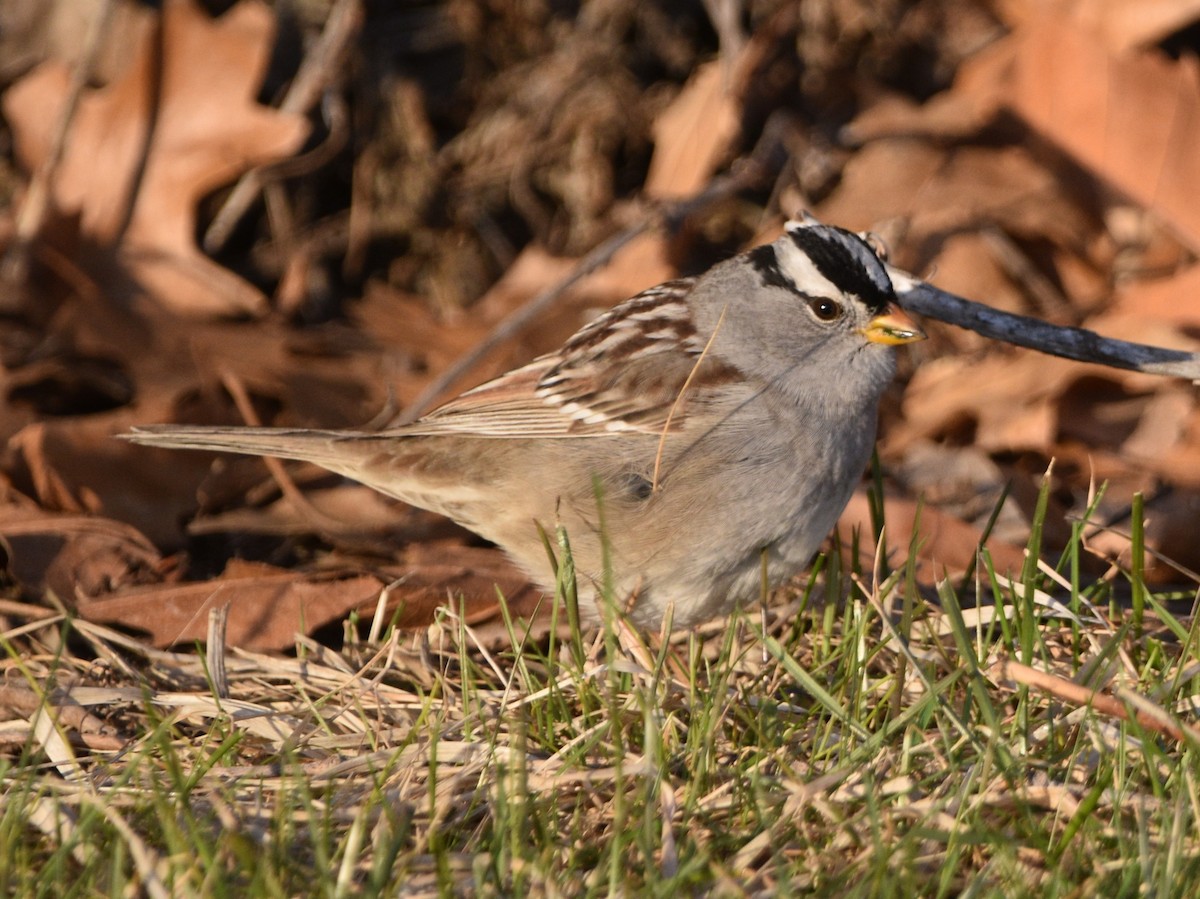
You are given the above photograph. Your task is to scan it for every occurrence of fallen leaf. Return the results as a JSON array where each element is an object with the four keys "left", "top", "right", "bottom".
[
  {"left": 900, "top": 336, "right": 1198, "bottom": 461},
  {"left": 646, "top": 60, "right": 740, "bottom": 200},
  {"left": 0, "top": 506, "right": 164, "bottom": 604},
  {"left": 2, "top": 0, "right": 309, "bottom": 316},
  {"left": 837, "top": 489, "right": 1028, "bottom": 582},
  {"left": 1084, "top": 487, "right": 1200, "bottom": 582},
  {"left": 77, "top": 568, "right": 388, "bottom": 650},
  {"left": 820, "top": 140, "right": 1091, "bottom": 266},
  {"left": 390, "top": 542, "right": 541, "bottom": 627},
  {"left": 841, "top": 90, "right": 993, "bottom": 145},
  {"left": 898, "top": 353, "right": 1063, "bottom": 452},
  {"left": 1111, "top": 264, "right": 1200, "bottom": 328},
  {"left": 75, "top": 543, "right": 539, "bottom": 651},
  {"left": 183, "top": 484, "right": 414, "bottom": 539},
  {"left": 958, "top": 12, "right": 1200, "bottom": 251},
  {"left": 997, "top": 0, "right": 1200, "bottom": 52}
]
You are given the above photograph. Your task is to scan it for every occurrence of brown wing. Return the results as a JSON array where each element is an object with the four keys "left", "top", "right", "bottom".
[
  {"left": 398, "top": 280, "right": 739, "bottom": 439},
  {"left": 401, "top": 359, "right": 574, "bottom": 437}
]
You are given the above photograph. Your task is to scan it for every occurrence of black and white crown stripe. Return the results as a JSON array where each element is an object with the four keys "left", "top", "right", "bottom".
[{"left": 748, "top": 220, "right": 897, "bottom": 315}]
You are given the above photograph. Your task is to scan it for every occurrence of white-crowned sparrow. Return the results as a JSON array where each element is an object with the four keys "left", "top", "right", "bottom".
[{"left": 125, "top": 218, "right": 925, "bottom": 630}]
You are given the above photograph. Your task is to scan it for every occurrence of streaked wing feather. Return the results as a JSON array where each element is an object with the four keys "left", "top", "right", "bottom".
[
  {"left": 397, "top": 279, "right": 738, "bottom": 439},
  {"left": 400, "top": 360, "right": 579, "bottom": 437}
]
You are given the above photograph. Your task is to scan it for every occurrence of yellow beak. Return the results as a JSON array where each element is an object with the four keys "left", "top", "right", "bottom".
[{"left": 859, "top": 303, "right": 926, "bottom": 346}]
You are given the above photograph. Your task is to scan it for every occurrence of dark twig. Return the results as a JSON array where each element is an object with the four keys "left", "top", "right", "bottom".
[
  {"left": 0, "top": 0, "right": 118, "bottom": 299},
  {"left": 395, "top": 222, "right": 651, "bottom": 423},
  {"left": 203, "top": 0, "right": 363, "bottom": 253},
  {"left": 891, "top": 269, "right": 1200, "bottom": 381},
  {"left": 396, "top": 119, "right": 789, "bottom": 423}
]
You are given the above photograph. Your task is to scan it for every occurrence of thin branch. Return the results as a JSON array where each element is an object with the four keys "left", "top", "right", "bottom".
[
  {"left": 203, "top": 0, "right": 363, "bottom": 252},
  {"left": 396, "top": 117, "right": 789, "bottom": 423},
  {"left": 0, "top": 0, "right": 118, "bottom": 298},
  {"left": 394, "top": 222, "right": 652, "bottom": 423},
  {"left": 890, "top": 268, "right": 1200, "bottom": 381}
]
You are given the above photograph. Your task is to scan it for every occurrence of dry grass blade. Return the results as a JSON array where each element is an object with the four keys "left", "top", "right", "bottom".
[
  {"left": 4, "top": 545, "right": 1200, "bottom": 895},
  {"left": 0, "top": 685, "right": 124, "bottom": 752},
  {"left": 992, "top": 659, "right": 1200, "bottom": 744}
]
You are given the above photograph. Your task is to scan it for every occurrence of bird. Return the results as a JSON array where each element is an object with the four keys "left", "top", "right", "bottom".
[{"left": 124, "top": 217, "right": 925, "bottom": 631}]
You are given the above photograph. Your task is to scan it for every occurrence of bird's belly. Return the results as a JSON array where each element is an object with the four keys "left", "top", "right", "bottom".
[{"left": 607, "top": 423, "right": 870, "bottom": 628}]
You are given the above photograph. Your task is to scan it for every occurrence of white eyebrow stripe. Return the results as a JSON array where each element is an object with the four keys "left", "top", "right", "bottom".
[{"left": 774, "top": 238, "right": 842, "bottom": 297}]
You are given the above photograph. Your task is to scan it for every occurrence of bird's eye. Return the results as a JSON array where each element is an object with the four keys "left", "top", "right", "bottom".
[{"left": 809, "top": 298, "right": 842, "bottom": 322}]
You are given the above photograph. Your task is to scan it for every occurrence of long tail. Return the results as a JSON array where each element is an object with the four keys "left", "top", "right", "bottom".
[
  {"left": 124, "top": 424, "right": 492, "bottom": 522},
  {"left": 121, "top": 425, "right": 384, "bottom": 472}
]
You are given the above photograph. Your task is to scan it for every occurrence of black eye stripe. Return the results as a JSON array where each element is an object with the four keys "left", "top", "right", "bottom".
[{"left": 747, "top": 244, "right": 795, "bottom": 291}]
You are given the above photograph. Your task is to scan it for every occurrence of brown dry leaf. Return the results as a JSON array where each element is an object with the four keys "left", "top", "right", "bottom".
[
  {"left": 6, "top": 419, "right": 228, "bottom": 548},
  {"left": 467, "top": 247, "right": 580, "bottom": 319},
  {"left": 578, "top": 232, "right": 677, "bottom": 306},
  {"left": 911, "top": 232, "right": 1027, "bottom": 343},
  {"left": 1085, "top": 488, "right": 1200, "bottom": 582},
  {"left": 645, "top": 60, "right": 740, "bottom": 200},
  {"left": 77, "top": 566, "right": 388, "bottom": 650},
  {"left": 6, "top": 424, "right": 92, "bottom": 514},
  {"left": 0, "top": 506, "right": 164, "bottom": 605},
  {"left": 182, "top": 485, "right": 410, "bottom": 538},
  {"left": 901, "top": 341, "right": 1197, "bottom": 461},
  {"left": 997, "top": 0, "right": 1200, "bottom": 52},
  {"left": 353, "top": 257, "right": 637, "bottom": 412},
  {"left": 893, "top": 299, "right": 1198, "bottom": 570},
  {"left": 1066, "top": 310, "right": 1200, "bottom": 473},
  {"left": 2, "top": 0, "right": 309, "bottom": 316},
  {"left": 957, "top": 12, "right": 1200, "bottom": 250},
  {"left": 0, "top": 294, "right": 398, "bottom": 549},
  {"left": 1111, "top": 264, "right": 1200, "bottom": 328},
  {"left": 817, "top": 139, "right": 947, "bottom": 233},
  {"left": 837, "top": 489, "right": 1028, "bottom": 583},
  {"left": 899, "top": 353, "right": 1065, "bottom": 453},
  {"left": 820, "top": 140, "right": 1090, "bottom": 259},
  {"left": 76, "top": 544, "right": 539, "bottom": 650},
  {"left": 389, "top": 542, "right": 542, "bottom": 628},
  {"left": 1086, "top": 308, "right": 1200, "bottom": 356},
  {"left": 1149, "top": 406, "right": 1200, "bottom": 488},
  {"left": 840, "top": 91, "right": 994, "bottom": 145},
  {"left": 644, "top": 9, "right": 785, "bottom": 201},
  {"left": 891, "top": 440, "right": 1034, "bottom": 545},
  {"left": 1118, "top": 387, "right": 1195, "bottom": 460}
]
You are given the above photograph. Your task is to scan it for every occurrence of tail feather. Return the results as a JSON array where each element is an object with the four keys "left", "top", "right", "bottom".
[
  {"left": 121, "top": 425, "right": 379, "bottom": 472},
  {"left": 125, "top": 424, "right": 497, "bottom": 524}
]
